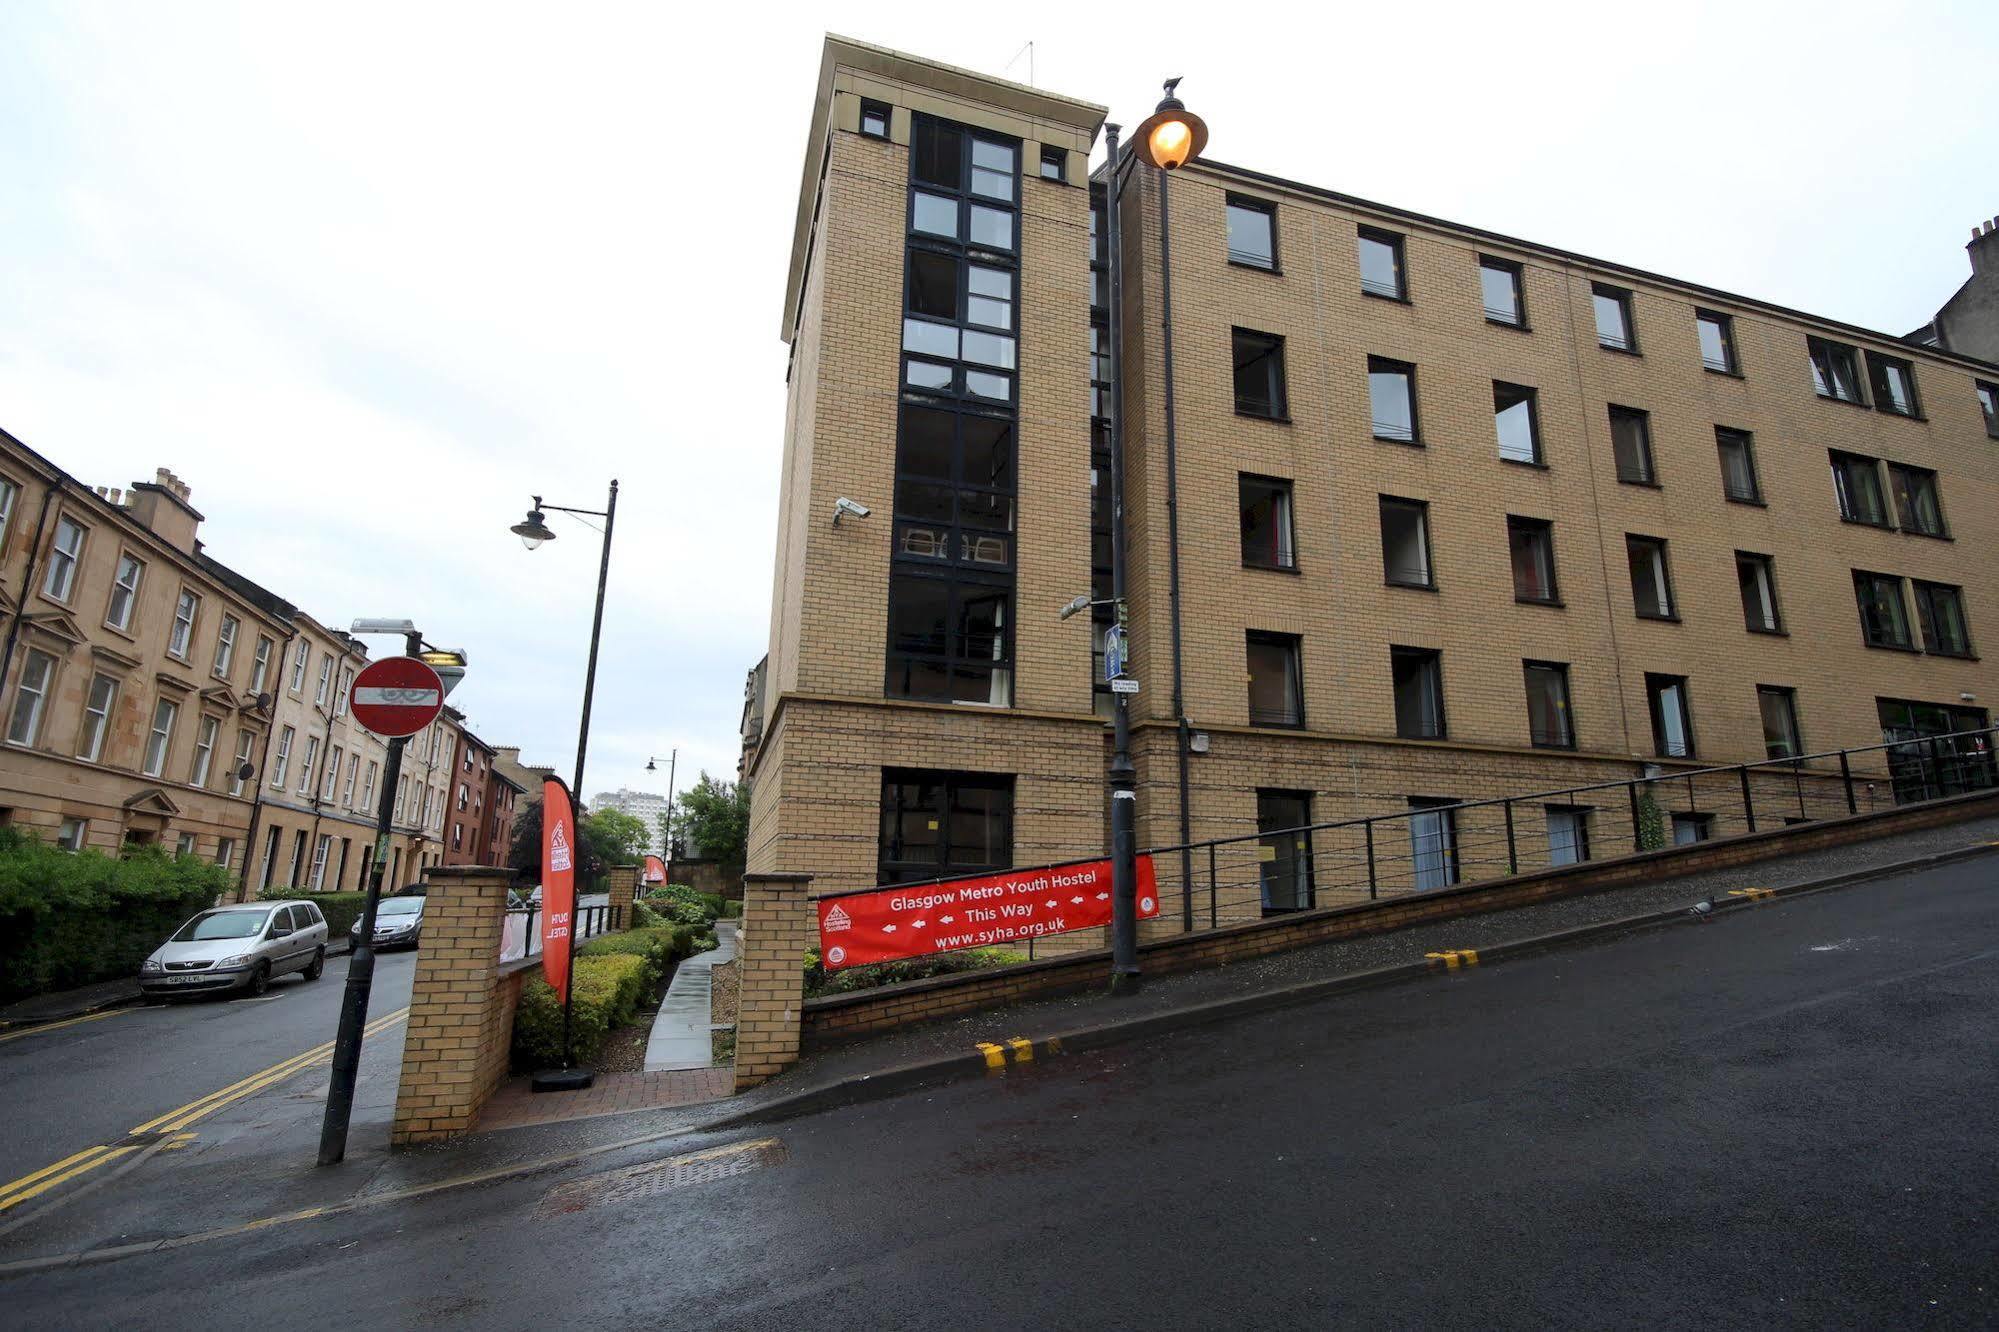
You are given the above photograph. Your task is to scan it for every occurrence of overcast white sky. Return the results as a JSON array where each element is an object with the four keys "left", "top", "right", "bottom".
[{"left": 3, "top": 2, "right": 1993, "bottom": 798}]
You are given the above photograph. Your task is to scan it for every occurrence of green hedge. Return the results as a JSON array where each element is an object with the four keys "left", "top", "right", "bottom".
[
  {"left": 260, "top": 888, "right": 369, "bottom": 940},
  {"left": 803, "top": 945, "right": 1028, "bottom": 999},
  {"left": 510, "top": 925, "right": 703, "bottom": 1066},
  {"left": 0, "top": 831, "right": 232, "bottom": 1002},
  {"left": 641, "top": 883, "right": 725, "bottom": 927}
]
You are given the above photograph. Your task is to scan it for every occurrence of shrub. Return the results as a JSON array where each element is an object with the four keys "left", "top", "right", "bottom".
[
  {"left": 721, "top": 899, "right": 742, "bottom": 919},
  {"left": 511, "top": 952, "right": 649, "bottom": 1067},
  {"left": 629, "top": 899, "right": 666, "bottom": 929},
  {"left": 643, "top": 883, "right": 724, "bottom": 927},
  {"left": 0, "top": 831, "right": 232, "bottom": 1001},
  {"left": 803, "top": 945, "right": 1029, "bottom": 998},
  {"left": 261, "top": 888, "right": 368, "bottom": 940},
  {"left": 576, "top": 924, "right": 698, "bottom": 992}
]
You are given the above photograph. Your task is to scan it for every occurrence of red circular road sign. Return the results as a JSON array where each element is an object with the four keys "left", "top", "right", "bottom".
[{"left": 349, "top": 656, "right": 445, "bottom": 738}]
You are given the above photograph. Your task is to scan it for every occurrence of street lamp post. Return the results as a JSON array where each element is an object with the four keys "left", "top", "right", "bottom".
[
  {"left": 510, "top": 481, "right": 619, "bottom": 803},
  {"left": 647, "top": 749, "right": 678, "bottom": 871}
]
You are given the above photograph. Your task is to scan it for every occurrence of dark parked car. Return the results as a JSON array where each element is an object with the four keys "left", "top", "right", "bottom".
[{"left": 349, "top": 894, "right": 426, "bottom": 950}]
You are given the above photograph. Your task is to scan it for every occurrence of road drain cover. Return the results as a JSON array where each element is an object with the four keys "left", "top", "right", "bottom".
[{"left": 534, "top": 1138, "right": 786, "bottom": 1217}]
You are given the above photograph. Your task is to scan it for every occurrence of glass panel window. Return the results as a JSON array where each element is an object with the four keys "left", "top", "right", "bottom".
[
  {"left": 1246, "top": 632, "right": 1303, "bottom": 727},
  {"left": 1626, "top": 536, "right": 1676, "bottom": 619},
  {"left": 1039, "top": 145, "right": 1065, "bottom": 180},
  {"left": 1808, "top": 336, "right": 1864, "bottom": 403},
  {"left": 1379, "top": 497, "right": 1433, "bottom": 589},
  {"left": 1913, "top": 581, "right": 1973, "bottom": 657},
  {"left": 1758, "top": 686, "right": 1802, "bottom": 759},
  {"left": 1609, "top": 405, "right": 1655, "bottom": 484},
  {"left": 1256, "top": 790, "right": 1316, "bottom": 913},
  {"left": 167, "top": 590, "right": 199, "bottom": 659},
  {"left": 78, "top": 674, "right": 118, "bottom": 761},
  {"left": 1493, "top": 381, "right": 1542, "bottom": 463},
  {"left": 1853, "top": 571, "right": 1912, "bottom": 649},
  {"left": 7, "top": 649, "right": 55, "bottom": 746},
  {"left": 1409, "top": 799, "right": 1458, "bottom": 891},
  {"left": 1888, "top": 463, "right": 1945, "bottom": 537},
  {"left": 885, "top": 574, "right": 1011, "bottom": 706},
  {"left": 1368, "top": 357, "right": 1419, "bottom": 442},
  {"left": 1671, "top": 814, "right": 1713, "bottom": 845},
  {"left": 859, "top": 99, "right": 890, "bottom": 139},
  {"left": 106, "top": 554, "right": 144, "bottom": 631},
  {"left": 143, "top": 697, "right": 178, "bottom": 777},
  {"left": 1737, "top": 552, "right": 1782, "bottom": 633},
  {"left": 1592, "top": 284, "right": 1636, "bottom": 351},
  {"left": 1226, "top": 196, "right": 1276, "bottom": 269},
  {"left": 912, "top": 191, "right": 958, "bottom": 239},
  {"left": 1646, "top": 674, "right": 1695, "bottom": 758},
  {"left": 877, "top": 770, "right": 1013, "bottom": 886},
  {"left": 1866, "top": 352, "right": 1920, "bottom": 417},
  {"left": 190, "top": 715, "right": 219, "bottom": 786},
  {"left": 1479, "top": 257, "right": 1524, "bottom": 325},
  {"left": 270, "top": 725, "right": 294, "bottom": 788},
  {"left": 288, "top": 640, "right": 307, "bottom": 694},
  {"left": 1716, "top": 428, "right": 1760, "bottom": 502},
  {"left": 1696, "top": 309, "right": 1737, "bottom": 373},
  {"left": 1357, "top": 227, "right": 1406, "bottom": 300},
  {"left": 0, "top": 475, "right": 15, "bottom": 547},
  {"left": 314, "top": 655, "right": 333, "bottom": 708},
  {"left": 1232, "top": 328, "right": 1287, "bottom": 418},
  {"left": 969, "top": 139, "right": 1015, "bottom": 201},
  {"left": 58, "top": 818, "right": 87, "bottom": 851},
  {"left": 213, "top": 614, "right": 239, "bottom": 679},
  {"left": 1546, "top": 806, "right": 1590, "bottom": 866},
  {"left": 1390, "top": 647, "right": 1446, "bottom": 739},
  {"left": 1830, "top": 451, "right": 1889, "bottom": 525},
  {"left": 230, "top": 729, "right": 255, "bottom": 797},
  {"left": 298, "top": 735, "right": 319, "bottom": 795},
  {"left": 44, "top": 516, "right": 85, "bottom": 601},
  {"left": 1524, "top": 661, "right": 1574, "bottom": 748},
  {"left": 1977, "top": 381, "right": 1999, "bottom": 438},
  {"left": 1508, "top": 516, "right": 1559, "bottom": 603},
  {"left": 1239, "top": 475, "right": 1295, "bottom": 570},
  {"left": 968, "top": 205, "right": 1012, "bottom": 250}
]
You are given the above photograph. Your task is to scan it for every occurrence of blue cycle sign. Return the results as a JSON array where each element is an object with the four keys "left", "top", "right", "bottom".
[{"left": 1103, "top": 626, "right": 1128, "bottom": 681}]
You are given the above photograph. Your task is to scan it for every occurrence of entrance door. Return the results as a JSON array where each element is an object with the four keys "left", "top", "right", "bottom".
[{"left": 1257, "top": 790, "right": 1315, "bottom": 915}]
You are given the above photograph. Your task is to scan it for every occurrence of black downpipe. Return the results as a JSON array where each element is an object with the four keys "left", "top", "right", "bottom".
[{"left": 1155, "top": 167, "right": 1195, "bottom": 930}]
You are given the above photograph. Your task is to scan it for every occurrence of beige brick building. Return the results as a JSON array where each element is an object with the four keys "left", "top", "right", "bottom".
[{"left": 744, "top": 36, "right": 1998, "bottom": 928}]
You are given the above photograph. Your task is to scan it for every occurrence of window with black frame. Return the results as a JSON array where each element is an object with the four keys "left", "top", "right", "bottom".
[
  {"left": 1523, "top": 660, "right": 1574, "bottom": 748},
  {"left": 1852, "top": 570, "right": 1913, "bottom": 649},
  {"left": 1233, "top": 328, "right": 1288, "bottom": 418},
  {"left": 1876, "top": 697, "right": 1995, "bottom": 802},
  {"left": 1716, "top": 427, "right": 1761, "bottom": 502},
  {"left": 1696, "top": 309, "right": 1738, "bottom": 374},
  {"left": 902, "top": 115, "right": 1020, "bottom": 404},
  {"left": 1888, "top": 463, "right": 1946, "bottom": 537},
  {"left": 1830, "top": 450, "right": 1890, "bottom": 526},
  {"left": 877, "top": 770, "right": 1014, "bottom": 886},
  {"left": 1913, "top": 581, "right": 1973, "bottom": 658},
  {"left": 1390, "top": 646, "right": 1446, "bottom": 739},
  {"left": 1246, "top": 632, "right": 1303, "bottom": 727},
  {"left": 1808, "top": 336, "right": 1865, "bottom": 404},
  {"left": 1866, "top": 351, "right": 1920, "bottom": 417}
]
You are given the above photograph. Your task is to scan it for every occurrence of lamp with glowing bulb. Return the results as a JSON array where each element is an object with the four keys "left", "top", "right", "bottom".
[{"left": 1132, "top": 77, "right": 1209, "bottom": 170}]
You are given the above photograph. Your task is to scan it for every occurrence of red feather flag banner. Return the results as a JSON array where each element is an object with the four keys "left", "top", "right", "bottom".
[
  {"left": 643, "top": 854, "right": 666, "bottom": 884},
  {"left": 540, "top": 777, "right": 578, "bottom": 1000}
]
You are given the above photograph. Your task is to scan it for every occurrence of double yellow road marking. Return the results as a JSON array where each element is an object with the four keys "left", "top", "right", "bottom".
[
  {"left": 0, "top": 1006, "right": 409, "bottom": 1216},
  {"left": 1426, "top": 948, "right": 1480, "bottom": 970},
  {"left": 0, "top": 1009, "right": 125, "bottom": 1047}
]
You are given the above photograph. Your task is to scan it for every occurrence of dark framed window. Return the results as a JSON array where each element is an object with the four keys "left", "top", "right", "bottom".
[
  {"left": 1226, "top": 195, "right": 1277, "bottom": 270},
  {"left": 1671, "top": 813, "right": 1713, "bottom": 845},
  {"left": 1592, "top": 283, "right": 1637, "bottom": 352},
  {"left": 1866, "top": 351, "right": 1920, "bottom": 417},
  {"left": 877, "top": 770, "right": 1013, "bottom": 886},
  {"left": 1758, "top": 685, "right": 1802, "bottom": 759},
  {"left": 1038, "top": 145, "right": 1065, "bottom": 180},
  {"left": 1646, "top": 673, "right": 1695, "bottom": 758},
  {"left": 1257, "top": 790, "right": 1315, "bottom": 914},
  {"left": 1887, "top": 463, "right": 1946, "bottom": 537},
  {"left": 1479, "top": 256, "right": 1525, "bottom": 326},
  {"left": 1913, "top": 581, "right": 1973, "bottom": 658},
  {"left": 1876, "top": 697, "right": 1995, "bottom": 802},
  {"left": 860, "top": 99, "right": 891, "bottom": 139},
  {"left": 1736, "top": 552, "right": 1782, "bottom": 634},
  {"left": 1239, "top": 474, "right": 1296, "bottom": 570},
  {"left": 1609, "top": 405, "right": 1656, "bottom": 485},
  {"left": 1390, "top": 646, "right": 1446, "bottom": 740},
  {"left": 1523, "top": 660, "right": 1574, "bottom": 749},
  {"left": 1852, "top": 570, "right": 1913, "bottom": 649},
  {"left": 1546, "top": 805, "right": 1591, "bottom": 866},
  {"left": 1408, "top": 798, "right": 1459, "bottom": 890},
  {"left": 1246, "top": 632, "right": 1304, "bottom": 728},
  {"left": 892, "top": 404, "right": 1015, "bottom": 570},
  {"left": 1716, "top": 427, "right": 1761, "bottom": 503},
  {"left": 1830, "top": 450, "right": 1889, "bottom": 526},
  {"left": 1357, "top": 226, "right": 1407, "bottom": 300},
  {"left": 885, "top": 572, "right": 1012, "bottom": 705},
  {"left": 1379, "top": 496, "right": 1434, "bottom": 589},
  {"left": 1493, "top": 381, "right": 1543, "bottom": 464},
  {"left": 1232, "top": 328, "right": 1288, "bottom": 419},
  {"left": 1696, "top": 309, "right": 1738, "bottom": 374},
  {"left": 1626, "top": 535, "right": 1676, "bottom": 620},
  {"left": 1808, "top": 335, "right": 1864, "bottom": 404},
  {"left": 1367, "top": 356, "right": 1419, "bottom": 442},
  {"left": 904, "top": 116, "right": 1020, "bottom": 405},
  {"left": 1977, "top": 380, "right": 1999, "bottom": 438},
  {"left": 1508, "top": 516, "right": 1559, "bottom": 604}
]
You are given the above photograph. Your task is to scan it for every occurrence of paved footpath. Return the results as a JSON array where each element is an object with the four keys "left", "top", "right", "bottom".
[{"left": 646, "top": 921, "right": 738, "bottom": 1071}]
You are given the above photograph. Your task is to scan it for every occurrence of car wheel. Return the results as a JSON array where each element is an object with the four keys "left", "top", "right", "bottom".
[
  {"left": 303, "top": 948, "right": 325, "bottom": 981},
  {"left": 246, "top": 962, "right": 271, "bottom": 998}
]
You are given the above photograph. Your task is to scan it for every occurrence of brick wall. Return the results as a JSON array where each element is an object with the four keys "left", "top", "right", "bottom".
[
  {"left": 733, "top": 871, "right": 813, "bottom": 1090},
  {"left": 391, "top": 864, "right": 520, "bottom": 1144},
  {"left": 605, "top": 863, "right": 639, "bottom": 926}
]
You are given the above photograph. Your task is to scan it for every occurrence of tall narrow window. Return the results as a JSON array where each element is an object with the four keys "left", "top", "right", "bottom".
[
  {"left": 0, "top": 476, "right": 16, "bottom": 548},
  {"left": 1645, "top": 674, "right": 1695, "bottom": 758},
  {"left": 905, "top": 116, "right": 1019, "bottom": 403},
  {"left": 877, "top": 770, "right": 1013, "bottom": 886},
  {"left": 288, "top": 640, "right": 308, "bottom": 694},
  {"left": 1409, "top": 798, "right": 1459, "bottom": 890},
  {"left": 6, "top": 650, "right": 55, "bottom": 746},
  {"left": 310, "top": 835, "right": 332, "bottom": 891},
  {"left": 334, "top": 667, "right": 352, "bottom": 716},
  {"left": 323, "top": 745, "right": 344, "bottom": 801},
  {"left": 213, "top": 614, "right": 239, "bottom": 679},
  {"left": 1357, "top": 227, "right": 1407, "bottom": 300},
  {"left": 361, "top": 760, "right": 378, "bottom": 809},
  {"left": 1390, "top": 647, "right": 1446, "bottom": 739},
  {"left": 1368, "top": 357, "right": 1419, "bottom": 442},
  {"left": 1830, "top": 451, "right": 1889, "bottom": 526},
  {"left": 1696, "top": 309, "right": 1738, "bottom": 373},
  {"left": 168, "top": 590, "right": 199, "bottom": 660},
  {"left": 314, "top": 654, "right": 332, "bottom": 708},
  {"left": 298, "top": 735, "right": 319, "bottom": 795},
  {"left": 1866, "top": 351, "right": 1920, "bottom": 417},
  {"left": 1977, "top": 380, "right": 1999, "bottom": 438},
  {"left": 1757, "top": 686, "right": 1802, "bottom": 758},
  {"left": 1609, "top": 405, "right": 1656, "bottom": 485},
  {"left": 1494, "top": 381, "right": 1542, "bottom": 464},
  {"left": 78, "top": 674, "right": 118, "bottom": 761},
  {"left": 1232, "top": 328, "right": 1287, "bottom": 418},
  {"left": 1887, "top": 463, "right": 1946, "bottom": 537},
  {"left": 1523, "top": 660, "right": 1574, "bottom": 749},
  {"left": 230, "top": 728, "right": 255, "bottom": 797},
  {"left": 344, "top": 754, "right": 359, "bottom": 806},
  {"left": 1508, "top": 517, "right": 1559, "bottom": 604},
  {"left": 1736, "top": 552, "right": 1782, "bottom": 633},
  {"left": 1913, "top": 581, "right": 1973, "bottom": 657},
  {"left": 1716, "top": 427, "right": 1761, "bottom": 502},
  {"left": 1808, "top": 336, "right": 1864, "bottom": 403},
  {"left": 1257, "top": 790, "right": 1315, "bottom": 914},
  {"left": 1246, "top": 632, "right": 1304, "bottom": 728},
  {"left": 1479, "top": 256, "right": 1525, "bottom": 326},
  {"left": 106, "top": 554, "right": 144, "bottom": 631},
  {"left": 1592, "top": 283, "right": 1636, "bottom": 352},
  {"left": 1226, "top": 196, "right": 1276, "bottom": 270},
  {"left": 1379, "top": 497, "right": 1434, "bottom": 589},
  {"left": 43, "top": 517, "right": 85, "bottom": 601},
  {"left": 1546, "top": 806, "right": 1591, "bottom": 866},
  {"left": 270, "top": 725, "right": 294, "bottom": 788},
  {"left": 1238, "top": 475, "right": 1296, "bottom": 570},
  {"left": 143, "top": 697, "right": 179, "bottom": 777},
  {"left": 190, "top": 715, "right": 219, "bottom": 786},
  {"left": 1852, "top": 571, "right": 1913, "bottom": 649},
  {"left": 1626, "top": 536, "right": 1676, "bottom": 620}
]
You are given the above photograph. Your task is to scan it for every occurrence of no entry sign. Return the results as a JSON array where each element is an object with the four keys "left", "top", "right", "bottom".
[
  {"left": 817, "top": 855, "right": 1159, "bottom": 970},
  {"left": 349, "top": 656, "right": 445, "bottom": 738}
]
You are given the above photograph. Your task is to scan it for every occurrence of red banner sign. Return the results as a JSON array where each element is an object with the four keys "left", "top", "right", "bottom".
[
  {"left": 643, "top": 854, "right": 666, "bottom": 884},
  {"left": 540, "top": 777, "right": 578, "bottom": 999},
  {"left": 817, "top": 856, "right": 1159, "bottom": 970}
]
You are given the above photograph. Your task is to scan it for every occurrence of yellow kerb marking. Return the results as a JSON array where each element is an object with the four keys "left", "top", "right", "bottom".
[
  {"left": 1425, "top": 951, "right": 1461, "bottom": 970},
  {"left": 976, "top": 1042, "right": 1006, "bottom": 1070},
  {"left": 0, "top": 1009, "right": 124, "bottom": 1046},
  {"left": 1007, "top": 1037, "right": 1033, "bottom": 1063}
]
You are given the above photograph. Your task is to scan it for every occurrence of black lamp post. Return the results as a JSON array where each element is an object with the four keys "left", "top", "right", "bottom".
[{"left": 511, "top": 482, "right": 618, "bottom": 802}]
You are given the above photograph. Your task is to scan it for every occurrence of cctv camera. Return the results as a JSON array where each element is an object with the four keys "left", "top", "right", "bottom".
[{"left": 832, "top": 497, "right": 871, "bottom": 526}]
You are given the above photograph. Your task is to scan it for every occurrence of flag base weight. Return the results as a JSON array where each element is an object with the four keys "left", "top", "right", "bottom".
[{"left": 530, "top": 1067, "right": 596, "bottom": 1093}]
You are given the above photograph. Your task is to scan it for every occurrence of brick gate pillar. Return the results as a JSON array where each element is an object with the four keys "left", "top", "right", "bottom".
[
  {"left": 733, "top": 871, "right": 814, "bottom": 1091},
  {"left": 392, "top": 865, "right": 518, "bottom": 1145},
  {"left": 605, "top": 863, "right": 640, "bottom": 927}
]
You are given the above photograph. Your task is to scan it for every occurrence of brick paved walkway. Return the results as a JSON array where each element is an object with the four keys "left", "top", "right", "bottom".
[{"left": 477, "top": 1067, "right": 733, "bottom": 1132}]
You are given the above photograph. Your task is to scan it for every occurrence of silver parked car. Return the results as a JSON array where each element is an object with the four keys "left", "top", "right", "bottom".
[
  {"left": 139, "top": 901, "right": 328, "bottom": 1000},
  {"left": 349, "top": 894, "right": 425, "bottom": 950}
]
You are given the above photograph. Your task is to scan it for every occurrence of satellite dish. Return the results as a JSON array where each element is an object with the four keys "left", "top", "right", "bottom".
[
  {"left": 255, "top": 692, "right": 274, "bottom": 712},
  {"left": 236, "top": 760, "right": 257, "bottom": 781}
]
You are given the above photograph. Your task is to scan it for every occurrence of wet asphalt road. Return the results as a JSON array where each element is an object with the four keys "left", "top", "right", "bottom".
[{"left": 8, "top": 856, "right": 1996, "bottom": 1328}]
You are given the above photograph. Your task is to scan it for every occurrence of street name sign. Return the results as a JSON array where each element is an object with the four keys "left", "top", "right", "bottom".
[{"left": 349, "top": 656, "right": 445, "bottom": 738}]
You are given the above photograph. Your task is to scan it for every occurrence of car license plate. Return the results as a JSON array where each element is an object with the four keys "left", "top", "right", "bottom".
[{"left": 167, "top": 974, "right": 201, "bottom": 984}]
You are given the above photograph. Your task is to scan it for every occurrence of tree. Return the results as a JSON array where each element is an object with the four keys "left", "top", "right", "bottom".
[
  {"left": 506, "top": 802, "right": 649, "bottom": 889},
  {"left": 669, "top": 773, "right": 750, "bottom": 865},
  {"left": 585, "top": 807, "right": 651, "bottom": 868}
]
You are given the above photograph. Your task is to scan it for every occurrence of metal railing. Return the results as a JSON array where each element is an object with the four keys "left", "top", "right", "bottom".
[{"left": 498, "top": 896, "right": 621, "bottom": 965}]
